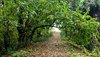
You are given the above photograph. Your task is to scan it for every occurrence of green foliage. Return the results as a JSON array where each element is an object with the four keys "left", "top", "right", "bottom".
[
  {"left": 11, "top": 50, "right": 28, "bottom": 57},
  {"left": 69, "top": 47, "right": 100, "bottom": 57},
  {"left": 33, "top": 28, "right": 52, "bottom": 42},
  {"left": 0, "top": 0, "right": 69, "bottom": 55},
  {"left": 60, "top": 5, "right": 100, "bottom": 50},
  {"left": 0, "top": 0, "right": 100, "bottom": 55}
]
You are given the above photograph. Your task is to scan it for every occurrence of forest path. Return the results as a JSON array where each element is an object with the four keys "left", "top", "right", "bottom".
[
  {"left": 6, "top": 31, "right": 83, "bottom": 57},
  {"left": 30, "top": 32, "right": 68, "bottom": 57}
]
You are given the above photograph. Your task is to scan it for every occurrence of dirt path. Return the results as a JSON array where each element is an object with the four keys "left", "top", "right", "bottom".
[
  {"left": 30, "top": 32, "right": 68, "bottom": 57},
  {"left": 4, "top": 31, "right": 84, "bottom": 57}
]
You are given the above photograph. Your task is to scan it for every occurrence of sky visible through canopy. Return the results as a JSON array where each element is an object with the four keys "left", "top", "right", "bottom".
[{"left": 52, "top": 27, "right": 61, "bottom": 32}]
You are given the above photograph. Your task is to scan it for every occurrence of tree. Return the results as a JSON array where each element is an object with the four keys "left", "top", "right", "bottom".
[
  {"left": 0, "top": 0, "right": 100, "bottom": 55},
  {"left": 0, "top": 0, "right": 71, "bottom": 53}
]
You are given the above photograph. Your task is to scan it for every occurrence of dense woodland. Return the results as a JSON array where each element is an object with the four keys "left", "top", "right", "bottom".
[{"left": 0, "top": 0, "right": 100, "bottom": 56}]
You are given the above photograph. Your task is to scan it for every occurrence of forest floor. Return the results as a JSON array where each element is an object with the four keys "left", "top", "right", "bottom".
[
  {"left": 31, "top": 32, "right": 68, "bottom": 57},
  {"left": 4, "top": 32, "right": 85, "bottom": 57}
]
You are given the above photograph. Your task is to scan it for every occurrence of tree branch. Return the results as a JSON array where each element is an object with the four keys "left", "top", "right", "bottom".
[{"left": 28, "top": 18, "right": 57, "bottom": 40}]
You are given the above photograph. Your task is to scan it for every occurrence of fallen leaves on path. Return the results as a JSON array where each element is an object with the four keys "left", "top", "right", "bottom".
[
  {"left": 30, "top": 32, "right": 68, "bottom": 57},
  {"left": 6, "top": 32, "right": 84, "bottom": 57}
]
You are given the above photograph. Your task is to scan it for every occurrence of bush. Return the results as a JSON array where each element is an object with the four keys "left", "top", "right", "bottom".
[
  {"left": 0, "top": 20, "right": 18, "bottom": 54},
  {"left": 60, "top": 11, "right": 100, "bottom": 50},
  {"left": 32, "top": 28, "right": 52, "bottom": 42}
]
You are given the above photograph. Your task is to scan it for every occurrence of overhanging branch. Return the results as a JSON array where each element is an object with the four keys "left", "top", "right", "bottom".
[{"left": 28, "top": 18, "right": 57, "bottom": 40}]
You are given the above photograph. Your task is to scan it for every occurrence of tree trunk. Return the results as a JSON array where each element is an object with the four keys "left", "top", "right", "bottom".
[{"left": 3, "top": 20, "right": 10, "bottom": 51}]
